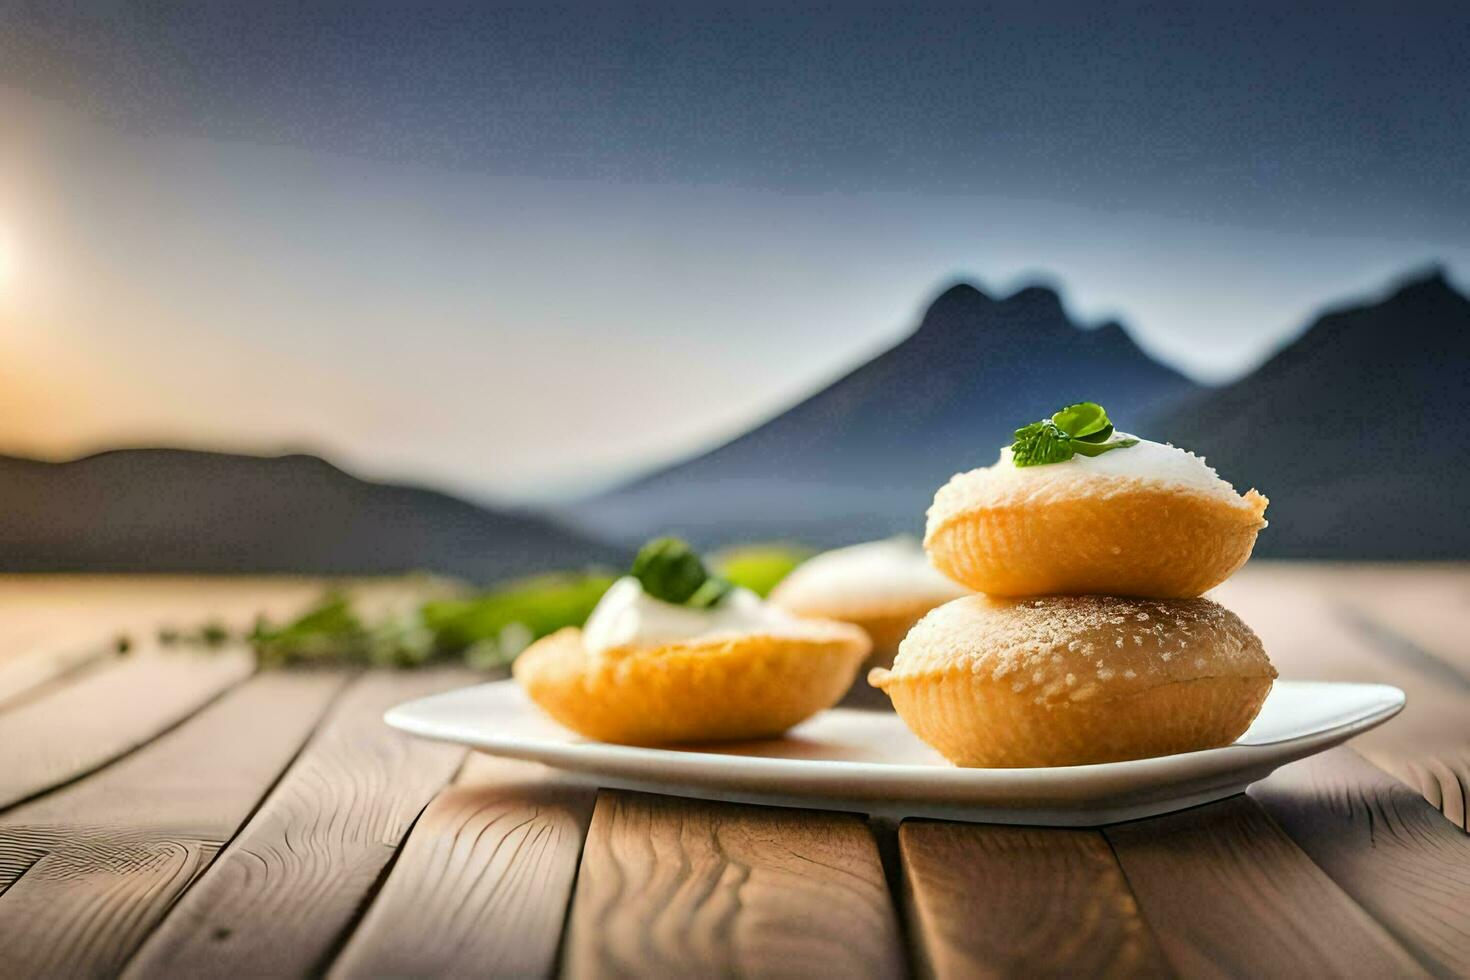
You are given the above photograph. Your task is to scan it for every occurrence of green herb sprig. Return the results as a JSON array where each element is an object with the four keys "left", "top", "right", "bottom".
[
  {"left": 161, "top": 574, "right": 614, "bottom": 670},
  {"left": 1011, "top": 402, "right": 1139, "bottom": 467},
  {"left": 631, "top": 537, "right": 733, "bottom": 608},
  {"left": 156, "top": 542, "right": 804, "bottom": 671}
]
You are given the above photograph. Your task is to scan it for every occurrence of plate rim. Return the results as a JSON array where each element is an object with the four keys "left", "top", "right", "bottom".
[{"left": 384, "top": 678, "right": 1404, "bottom": 802}]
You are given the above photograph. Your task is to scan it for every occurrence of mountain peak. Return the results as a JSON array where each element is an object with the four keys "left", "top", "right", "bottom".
[
  {"left": 1000, "top": 283, "right": 1065, "bottom": 317},
  {"left": 1387, "top": 264, "right": 1466, "bottom": 308},
  {"left": 914, "top": 280, "right": 1074, "bottom": 344},
  {"left": 1147, "top": 265, "right": 1470, "bottom": 559},
  {"left": 1277, "top": 263, "right": 1468, "bottom": 367},
  {"left": 578, "top": 272, "right": 1196, "bottom": 546},
  {"left": 922, "top": 282, "right": 994, "bottom": 315}
]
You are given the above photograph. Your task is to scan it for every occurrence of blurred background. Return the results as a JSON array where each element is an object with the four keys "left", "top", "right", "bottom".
[{"left": 1, "top": 1, "right": 1467, "bottom": 599}]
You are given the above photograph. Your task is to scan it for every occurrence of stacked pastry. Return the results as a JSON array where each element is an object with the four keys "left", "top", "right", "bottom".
[{"left": 871, "top": 402, "right": 1278, "bottom": 767}]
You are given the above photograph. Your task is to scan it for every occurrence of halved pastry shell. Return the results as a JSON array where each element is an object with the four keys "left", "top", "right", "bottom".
[{"left": 513, "top": 624, "right": 869, "bottom": 745}]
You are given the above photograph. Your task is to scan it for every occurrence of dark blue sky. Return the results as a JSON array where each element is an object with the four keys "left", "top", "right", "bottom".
[{"left": 5, "top": 2, "right": 1467, "bottom": 235}]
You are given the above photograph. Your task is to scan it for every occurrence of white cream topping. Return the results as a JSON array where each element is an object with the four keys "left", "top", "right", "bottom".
[
  {"left": 1004, "top": 433, "right": 1234, "bottom": 489},
  {"left": 972, "top": 434, "right": 1244, "bottom": 503},
  {"left": 927, "top": 433, "right": 1256, "bottom": 533},
  {"left": 775, "top": 537, "right": 968, "bottom": 607},
  {"left": 582, "top": 576, "right": 821, "bottom": 655}
]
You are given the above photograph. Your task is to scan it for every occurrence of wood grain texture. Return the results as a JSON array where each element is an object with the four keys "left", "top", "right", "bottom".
[
  {"left": 0, "top": 575, "right": 453, "bottom": 708},
  {"left": 123, "top": 669, "right": 474, "bottom": 978},
  {"left": 0, "top": 670, "right": 345, "bottom": 978},
  {"left": 1105, "top": 794, "right": 1427, "bottom": 978},
  {"left": 1215, "top": 564, "right": 1470, "bottom": 829},
  {"left": 1319, "top": 567, "right": 1470, "bottom": 830},
  {"left": 899, "top": 821, "right": 1170, "bottom": 979},
  {"left": 0, "top": 576, "right": 329, "bottom": 707},
  {"left": 564, "top": 790, "right": 904, "bottom": 980},
  {"left": 1375, "top": 751, "right": 1470, "bottom": 834},
  {"left": 329, "top": 754, "right": 595, "bottom": 979},
  {"left": 0, "top": 638, "right": 112, "bottom": 711},
  {"left": 1326, "top": 565, "right": 1470, "bottom": 676},
  {"left": 1251, "top": 747, "right": 1470, "bottom": 977},
  {"left": 0, "top": 646, "right": 255, "bottom": 811}
]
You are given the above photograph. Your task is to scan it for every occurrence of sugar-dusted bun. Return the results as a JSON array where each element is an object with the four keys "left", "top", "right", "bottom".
[
  {"left": 925, "top": 438, "right": 1267, "bottom": 598},
  {"left": 869, "top": 594, "right": 1275, "bottom": 767},
  {"left": 513, "top": 623, "right": 869, "bottom": 746},
  {"left": 769, "top": 538, "right": 968, "bottom": 667}
]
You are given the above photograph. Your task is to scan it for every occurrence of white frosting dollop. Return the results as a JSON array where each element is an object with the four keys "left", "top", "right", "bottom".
[
  {"left": 775, "top": 537, "right": 968, "bottom": 607},
  {"left": 987, "top": 434, "right": 1244, "bottom": 504},
  {"left": 582, "top": 576, "right": 820, "bottom": 655}
]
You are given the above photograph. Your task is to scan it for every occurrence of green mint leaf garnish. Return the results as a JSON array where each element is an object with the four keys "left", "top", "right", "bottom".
[
  {"left": 1070, "top": 436, "right": 1139, "bottom": 457},
  {"left": 1011, "top": 420, "right": 1075, "bottom": 466},
  {"left": 1072, "top": 424, "right": 1115, "bottom": 444},
  {"left": 1051, "top": 402, "right": 1112, "bottom": 442},
  {"left": 631, "top": 537, "right": 732, "bottom": 607},
  {"left": 631, "top": 538, "right": 707, "bottom": 603},
  {"left": 1010, "top": 403, "right": 1139, "bottom": 467},
  {"left": 686, "top": 577, "right": 735, "bottom": 608}
]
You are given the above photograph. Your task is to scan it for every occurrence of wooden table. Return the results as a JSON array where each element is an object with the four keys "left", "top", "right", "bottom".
[{"left": 1, "top": 566, "right": 1467, "bottom": 978}]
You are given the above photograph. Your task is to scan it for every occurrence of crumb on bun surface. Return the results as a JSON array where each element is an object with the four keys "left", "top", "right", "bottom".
[{"left": 870, "top": 594, "right": 1275, "bottom": 767}]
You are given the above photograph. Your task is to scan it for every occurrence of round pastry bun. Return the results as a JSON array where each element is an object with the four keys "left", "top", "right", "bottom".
[
  {"left": 869, "top": 594, "right": 1275, "bottom": 767},
  {"left": 769, "top": 541, "right": 968, "bottom": 667},
  {"left": 513, "top": 623, "right": 869, "bottom": 746},
  {"left": 926, "top": 472, "right": 1268, "bottom": 598}
]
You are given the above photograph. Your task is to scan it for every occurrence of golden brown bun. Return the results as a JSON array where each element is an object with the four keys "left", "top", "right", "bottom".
[
  {"left": 925, "top": 478, "right": 1268, "bottom": 598},
  {"left": 513, "top": 624, "right": 869, "bottom": 746},
  {"left": 770, "top": 594, "right": 955, "bottom": 669},
  {"left": 844, "top": 605, "right": 938, "bottom": 667},
  {"left": 768, "top": 543, "right": 967, "bottom": 668},
  {"left": 869, "top": 594, "right": 1275, "bottom": 767}
]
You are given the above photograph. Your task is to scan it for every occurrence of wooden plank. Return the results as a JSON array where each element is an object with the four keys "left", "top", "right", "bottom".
[
  {"left": 1214, "top": 564, "right": 1470, "bottom": 829},
  {"left": 1105, "top": 795, "right": 1427, "bottom": 978},
  {"left": 328, "top": 754, "right": 596, "bottom": 978},
  {"left": 0, "top": 576, "right": 326, "bottom": 706},
  {"left": 564, "top": 790, "right": 905, "bottom": 980},
  {"left": 0, "top": 670, "right": 346, "bottom": 978},
  {"left": 899, "top": 821, "right": 1170, "bottom": 979},
  {"left": 1251, "top": 747, "right": 1470, "bottom": 977},
  {"left": 0, "top": 575, "right": 451, "bottom": 707},
  {"left": 0, "top": 635, "right": 114, "bottom": 710},
  {"left": 1327, "top": 565, "right": 1470, "bottom": 676},
  {"left": 0, "top": 644, "right": 255, "bottom": 810},
  {"left": 122, "top": 669, "right": 474, "bottom": 978}
]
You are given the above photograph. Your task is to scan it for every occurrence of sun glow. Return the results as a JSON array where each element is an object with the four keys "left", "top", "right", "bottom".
[{"left": 0, "top": 225, "right": 15, "bottom": 293}]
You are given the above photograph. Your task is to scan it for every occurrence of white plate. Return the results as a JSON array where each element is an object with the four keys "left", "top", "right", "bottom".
[{"left": 385, "top": 679, "right": 1404, "bottom": 826}]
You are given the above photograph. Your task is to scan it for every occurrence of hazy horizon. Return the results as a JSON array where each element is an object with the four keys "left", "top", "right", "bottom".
[{"left": 3, "top": 3, "right": 1466, "bottom": 505}]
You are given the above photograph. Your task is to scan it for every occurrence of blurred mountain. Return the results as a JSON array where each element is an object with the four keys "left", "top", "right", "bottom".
[
  {"left": 571, "top": 282, "right": 1199, "bottom": 547},
  {"left": 1147, "top": 269, "right": 1470, "bottom": 559},
  {"left": 0, "top": 449, "right": 624, "bottom": 581},
  {"left": 8, "top": 273, "right": 1458, "bottom": 572}
]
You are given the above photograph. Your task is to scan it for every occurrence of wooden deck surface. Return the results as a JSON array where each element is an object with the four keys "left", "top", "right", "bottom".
[{"left": 1, "top": 565, "right": 1466, "bottom": 978}]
